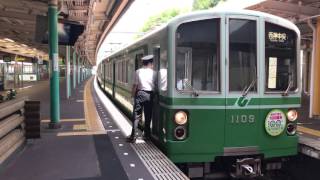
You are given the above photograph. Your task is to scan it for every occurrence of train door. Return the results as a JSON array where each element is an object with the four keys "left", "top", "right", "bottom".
[
  {"left": 151, "top": 46, "right": 161, "bottom": 138},
  {"left": 224, "top": 16, "right": 260, "bottom": 149}
]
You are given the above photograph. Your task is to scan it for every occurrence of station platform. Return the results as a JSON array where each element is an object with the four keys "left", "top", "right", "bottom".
[
  {"left": 295, "top": 95, "right": 320, "bottom": 159},
  {"left": 0, "top": 77, "right": 188, "bottom": 180}
]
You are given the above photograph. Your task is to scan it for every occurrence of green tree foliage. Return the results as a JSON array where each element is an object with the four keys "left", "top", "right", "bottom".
[
  {"left": 192, "top": 0, "right": 225, "bottom": 10},
  {"left": 140, "top": 8, "right": 185, "bottom": 33},
  {"left": 139, "top": 0, "right": 226, "bottom": 35}
]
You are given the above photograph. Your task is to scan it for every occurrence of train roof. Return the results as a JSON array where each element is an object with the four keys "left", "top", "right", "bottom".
[
  {"left": 103, "top": 9, "right": 300, "bottom": 63},
  {"left": 103, "top": 24, "right": 167, "bottom": 61},
  {"left": 168, "top": 9, "right": 300, "bottom": 33}
]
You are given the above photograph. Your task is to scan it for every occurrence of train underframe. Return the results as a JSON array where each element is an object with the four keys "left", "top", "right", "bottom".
[{"left": 176, "top": 155, "right": 287, "bottom": 179}]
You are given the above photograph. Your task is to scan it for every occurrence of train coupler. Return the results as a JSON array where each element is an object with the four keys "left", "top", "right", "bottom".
[{"left": 231, "top": 158, "right": 262, "bottom": 178}]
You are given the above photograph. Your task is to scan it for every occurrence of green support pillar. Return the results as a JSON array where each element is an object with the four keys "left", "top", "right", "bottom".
[
  {"left": 73, "top": 50, "right": 76, "bottom": 89},
  {"left": 21, "top": 61, "right": 24, "bottom": 88},
  {"left": 66, "top": 46, "right": 71, "bottom": 99},
  {"left": 48, "top": 0, "right": 60, "bottom": 129},
  {"left": 77, "top": 56, "right": 80, "bottom": 85}
]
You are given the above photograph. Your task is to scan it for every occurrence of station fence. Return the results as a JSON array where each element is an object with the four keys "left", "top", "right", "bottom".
[{"left": 0, "top": 98, "right": 40, "bottom": 164}]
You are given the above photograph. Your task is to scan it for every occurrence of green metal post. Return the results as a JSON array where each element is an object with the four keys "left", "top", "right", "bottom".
[
  {"left": 21, "top": 61, "right": 24, "bottom": 88},
  {"left": 77, "top": 56, "right": 80, "bottom": 85},
  {"left": 48, "top": 0, "right": 60, "bottom": 129},
  {"left": 66, "top": 46, "right": 71, "bottom": 99},
  {"left": 73, "top": 49, "right": 76, "bottom": 89}
]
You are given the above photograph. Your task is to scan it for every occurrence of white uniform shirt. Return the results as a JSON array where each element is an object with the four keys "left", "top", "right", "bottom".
[{"left": 134, "top": 67, "right": 155, "bottom": 91}]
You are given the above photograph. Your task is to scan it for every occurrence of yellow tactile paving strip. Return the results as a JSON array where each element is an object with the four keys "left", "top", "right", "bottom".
[
  {"left": 298, "top": 125, "right": 320, "bottom": 137},
  {"left": 83, "top": 78, "right": 105, "bottom": 133},
  {"left": 42, "top": 78, "right": 105, "bottom": 137}
]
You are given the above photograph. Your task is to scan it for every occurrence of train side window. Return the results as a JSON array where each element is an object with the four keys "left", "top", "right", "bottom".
[
  {"left": 229, "top": 19, "right": 257, "bottom": 92},
  {"left": 175, "top": 18, "right": 220, "bottom": 92},
  {"left": 265, "top": 22, "right": 297, "bottom": 92}
]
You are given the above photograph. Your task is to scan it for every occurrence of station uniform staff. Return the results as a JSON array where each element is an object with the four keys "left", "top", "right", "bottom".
[{"left": 127, "top": 55, "right": 156, "bottom": 143}]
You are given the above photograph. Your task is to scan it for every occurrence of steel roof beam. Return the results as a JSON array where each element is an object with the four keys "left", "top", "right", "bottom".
[
  {"left": 248, "top": 0, "right": 320, "bottom": 16},
  {"left": 0, "top": 11, "right": 36, "bottom": 21}
]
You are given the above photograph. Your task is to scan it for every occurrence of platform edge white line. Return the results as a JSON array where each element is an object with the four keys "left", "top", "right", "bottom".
[{"left": 93, "top": 77, "right": 131, "bottom": 136}]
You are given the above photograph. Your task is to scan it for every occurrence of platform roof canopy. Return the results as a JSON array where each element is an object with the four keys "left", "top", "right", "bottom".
[
  {"left": 248, "top": 0, "right": 320, "bottom": 45},
  {"left": 0, "top": 0, "right": 132, "bottom": 65}
]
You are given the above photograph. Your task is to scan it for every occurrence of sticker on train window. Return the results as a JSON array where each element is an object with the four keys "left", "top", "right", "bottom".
[{"left": 267, "top": 57, "right": 278, "bottom": 89}]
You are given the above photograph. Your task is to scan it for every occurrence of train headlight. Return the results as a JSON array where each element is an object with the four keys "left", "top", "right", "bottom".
[
  {"left": 174, "top": 126, "right": 187, "bottom": 140},
  {"left": 174, "top": 111, "right": 188, "bottom": 125},
  {"left": 287, "top": 109, "right": 298, "bottom": 122},
  {"left": 287, "top": 123, "right": 297, "bottom": 135}
]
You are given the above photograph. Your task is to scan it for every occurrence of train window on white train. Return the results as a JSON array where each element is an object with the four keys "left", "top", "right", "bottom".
[
  {"left": 229, "top": 19, "right": 257, "bottom": 92},
  {"left": 175, "top": 18, "right": 220, "bottom": 92},
  {"left": 265, "top": 22, "right": 297, "bottom": 92}
]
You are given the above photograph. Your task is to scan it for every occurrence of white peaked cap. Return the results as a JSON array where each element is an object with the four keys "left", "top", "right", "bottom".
[{"left": 141, "top": 55, "right": 154, "bottom": 61}]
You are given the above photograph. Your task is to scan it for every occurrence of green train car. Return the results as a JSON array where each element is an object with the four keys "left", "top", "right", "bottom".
[{"left": 97, "top": 10, "right": 300, "bottom": 178}]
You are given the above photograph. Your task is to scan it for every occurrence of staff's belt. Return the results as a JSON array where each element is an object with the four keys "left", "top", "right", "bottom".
[{"left": 138, "top": 90, "right": 153, "bottom": 94}]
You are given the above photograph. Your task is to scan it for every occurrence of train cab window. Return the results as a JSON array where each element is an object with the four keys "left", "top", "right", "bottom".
[
  {"left": 229, "top": 19, "right": 257, "bottom": 92},
  {"left": 265, "top": 22, "right": 297, "bottom": 92},
  {"left": 175, "top": 18, "right": 220, "bottom": 92}
]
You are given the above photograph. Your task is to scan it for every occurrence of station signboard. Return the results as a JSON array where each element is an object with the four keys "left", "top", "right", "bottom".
[
  {"left": 3, "top": 55, "right": 11, "bottom": 62},
  {"left": 15, "top": 56, "right": 26, "bottom": 61},
  {"left": 35, "top": 15, "right": 84, "bottom": 46}
]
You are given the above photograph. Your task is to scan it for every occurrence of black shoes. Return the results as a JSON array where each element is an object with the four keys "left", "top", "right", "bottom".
[
  {"left": 126, "top": 136, "right": 137, "bottom": 143},
  {"left": 142, "top": 135, "right": 150, "bottom": 141}
]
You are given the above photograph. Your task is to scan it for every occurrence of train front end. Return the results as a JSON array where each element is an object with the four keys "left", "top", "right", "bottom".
[{"left": 159, "top": 11, "right": 300, "bottom": 177}]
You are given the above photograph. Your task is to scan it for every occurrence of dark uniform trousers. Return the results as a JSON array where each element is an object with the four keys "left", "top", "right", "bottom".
[{"left": 130, "top": 90, "right": 153, "bottom": 138}]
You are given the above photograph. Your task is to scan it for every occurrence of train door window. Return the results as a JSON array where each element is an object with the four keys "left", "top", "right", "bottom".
[
  {"left": 120, "top": 61, "right": 122, "bottom": 83},
  {"left": 160, "top": 48, "right": 168, "bottom": 92},
  {"left": 121, "top": 60, "right": 124, "bottom": 83},
  {"left": 229, "top": 19, "right": 257, "bottom": 92},
  {"left": 135, "top": 53, "right": 143, "bottom": 70},
  {"left": 175, "top": 18, "right": 220, "bottom": 92},
  {"left": 114, "top": 63, "right": 117, "bottom": 81},
  {"left": 125, "top": 60, "right": 128, "bottom": 84},
  {"left": 128, "top": 54, "right": 135, "bottom": 85},
  {"left": 153, "top": 47, "right": 160, "bottom": 91},
  {"left": 107, "top": 63, "right": 109, "bottom": 80},
  {"left": 117, "top": 62, "right": 121, "bottom": 82},
  {"left": 265, "top": 22, "right": 297, "bottom": 92},
  {"left": 117, "top": 62, "right": 119, "bottom": 82}
]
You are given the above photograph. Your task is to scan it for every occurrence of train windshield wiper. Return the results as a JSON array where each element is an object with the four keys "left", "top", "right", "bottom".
[
  {"left": 184, "top": 80, "right": 199, "bottom": 97},
  {"left": 282, "top": 79, "right": 293, "bottom": 96},
  {"left": 242, "top": 78, "right": 257, "bottom": 97}
]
